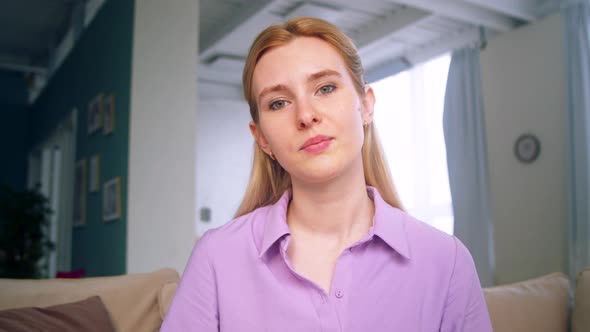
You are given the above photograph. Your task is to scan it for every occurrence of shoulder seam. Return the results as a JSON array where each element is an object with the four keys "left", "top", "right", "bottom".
[
  {"left": 199, "top": 230, "right": 219, "bottom": 315},
  {"left": 439, "top": 236, "right": 459, "bottom": 328}
]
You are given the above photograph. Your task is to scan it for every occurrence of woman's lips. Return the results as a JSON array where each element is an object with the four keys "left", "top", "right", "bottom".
[
  {"left": 303, "top": 139, "right": 332, "bottom": 153},
  {"left": 301, "top": 136, "right": 333, "bottom": 153}
]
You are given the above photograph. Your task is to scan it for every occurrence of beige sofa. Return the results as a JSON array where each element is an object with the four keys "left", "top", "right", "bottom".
[
  {"left": 573, "top": 268, "right": 590, "bottom": 332},
  {"left": 484, "top": 268, "right": 590, "bottom": 332},
  {"left": 0, "top": 268, "right": 179, "bottom": 332},
  {"left": 0, "top": 267, "right": 588, "bottom": 331}
]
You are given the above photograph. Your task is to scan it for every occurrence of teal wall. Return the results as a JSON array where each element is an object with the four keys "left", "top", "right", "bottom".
[
  {"left": 0, "top": 70, "right": 28, "bottom": 192},
  {"left": 29, "top": 0, "right": 134, "bottom": 276}
]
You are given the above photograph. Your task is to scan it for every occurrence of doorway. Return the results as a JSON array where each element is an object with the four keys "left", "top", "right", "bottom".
[{"left": 27, "top": 110, "right": 77, "bottom": 277}]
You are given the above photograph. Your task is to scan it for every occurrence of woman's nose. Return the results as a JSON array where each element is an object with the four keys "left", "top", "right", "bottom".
[{"left": 295, "top": 98, "right": 321, "bottom": 130}]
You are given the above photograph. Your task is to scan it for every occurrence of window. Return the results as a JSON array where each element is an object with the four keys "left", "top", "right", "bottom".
[{"left": 372, "top": 54, "right": 454, "bottom": 235}]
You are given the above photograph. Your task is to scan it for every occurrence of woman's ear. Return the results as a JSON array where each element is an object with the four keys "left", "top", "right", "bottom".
[
  {"left": 361, "top": 85, "right": 376, "bottom": 125},
  {"left": 249, "top": 121, "right": 272, "bottom": 155}
]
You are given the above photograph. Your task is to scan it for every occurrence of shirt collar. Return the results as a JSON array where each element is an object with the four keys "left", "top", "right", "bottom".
[
  {"left": 367, "top": 186, "right": 411, "bottom": 259},
  {"left": 258, "top": 186, "right": 411, "bottom": 259},
  {"left": 258, "top": 190, "right": 292, "bottom": 258}
]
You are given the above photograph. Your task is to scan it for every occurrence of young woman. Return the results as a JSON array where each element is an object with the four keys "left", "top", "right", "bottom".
[{"left": 162, "top": 17, "right": 492, "bottom": 332}]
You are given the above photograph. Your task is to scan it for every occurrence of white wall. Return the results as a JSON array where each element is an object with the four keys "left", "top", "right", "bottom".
[
  {"left": 127, "top": 0, "right": 199, "bottom": 274},
  {"left": 480, "top": 13, "right": 567, "bottom": 285},
  {"left": 196, "top": 99, "right": 254, "bottom": 235}
]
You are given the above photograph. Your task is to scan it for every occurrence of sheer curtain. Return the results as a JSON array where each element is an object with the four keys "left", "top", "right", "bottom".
[
  {"left": 373, "top": 55, "right": 454, "bottom": 236},
  {"left": 442, "top": 47, "right": 495, "bottom": 287},
  {"left": 563, "top": 0, "right": 590, "bottom": 279}
]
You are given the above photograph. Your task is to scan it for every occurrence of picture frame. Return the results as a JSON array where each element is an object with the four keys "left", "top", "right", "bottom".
[
  {"left": 87, "top": 93, "right": 104, "bottom": 135},
  {"left": 73, "top": 159, "right": 87, "bottom": 227},
  {"left": 103, "top": 94, "right": 115, "bottom": 135},
  {"left": 103, "top": 177, "right": 121, "bottom": 222},
  {"left": 89, "top": 155, "right": 101, "bottom": 193}
]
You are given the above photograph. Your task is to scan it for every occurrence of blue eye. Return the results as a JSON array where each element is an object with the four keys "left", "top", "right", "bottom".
[
  {"left": 269, "top": 99, "right": 289, "bottom": 110},
  {"left": 318, "top": 84, "right": 336, "bottom": 95}
]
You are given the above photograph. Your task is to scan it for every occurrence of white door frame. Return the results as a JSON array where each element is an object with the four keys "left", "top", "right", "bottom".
[{"left": 27, "top": 109, "right": 77, "bottom": 277}]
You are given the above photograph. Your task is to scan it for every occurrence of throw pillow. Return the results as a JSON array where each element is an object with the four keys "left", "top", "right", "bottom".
[{"left": 0, "top": 295, "right": 116, "bottom": 332}]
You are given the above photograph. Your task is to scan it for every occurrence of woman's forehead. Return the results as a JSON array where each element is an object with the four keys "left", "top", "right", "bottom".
[{"left": 252, "top": 37, "right": 349, "bottom": 93}]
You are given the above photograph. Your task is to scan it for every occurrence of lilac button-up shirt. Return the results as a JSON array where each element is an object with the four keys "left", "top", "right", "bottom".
[{"left": 162, "top": 187, "right": 492, "bottom": 331}]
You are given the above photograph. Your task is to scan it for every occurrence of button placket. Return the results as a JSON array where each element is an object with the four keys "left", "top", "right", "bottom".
[
  {"left": 331, "top": 245, "right": 354, "bottom": 301},
  {"left": 319, "top": 291, "right": 327, "bottom": 304}
]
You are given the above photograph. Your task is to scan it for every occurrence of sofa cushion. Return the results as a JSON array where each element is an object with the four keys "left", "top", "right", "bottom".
[
  {"left": 0, "top": 268, "right": 179, "bottom": 332},
  {"left": 572, "top": 267, "right": 590, "bottom": 332},
  {"left": 0, "top": 296, "right": 116, "bottom": 332},
  {"left": 158, "top": 281, "right": 178, "bottom": 320},
  {"left": 483, "top": 272, "right": 570, "bottom": 332}
]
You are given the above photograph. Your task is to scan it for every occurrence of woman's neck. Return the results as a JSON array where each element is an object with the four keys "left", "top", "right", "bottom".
[{"left": 287, "top": 160, "right": 374, "bottom": 247}]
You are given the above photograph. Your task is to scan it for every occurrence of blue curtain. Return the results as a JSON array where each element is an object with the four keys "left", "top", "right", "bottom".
[
  {"left": 443, "top": 47, "right": 495, "bottom": 287},
  {"left": 564, "top": 0, "right": 590, "bottom": 279}
]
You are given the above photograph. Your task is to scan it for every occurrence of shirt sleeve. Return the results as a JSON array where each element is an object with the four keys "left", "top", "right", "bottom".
[
  {"left": 161, "top": 230, "right": 219, "bottom": 332},
  {"left": 440, "top": 237, "right": 493, "bottom": 332}
]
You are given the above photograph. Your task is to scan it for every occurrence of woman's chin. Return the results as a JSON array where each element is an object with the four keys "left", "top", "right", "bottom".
[
  {"left": 285, "top": 153, "right": 363, "bottom": 185},
  {"left": 291, "top": 164, "right": 343, "bottom": 185}
]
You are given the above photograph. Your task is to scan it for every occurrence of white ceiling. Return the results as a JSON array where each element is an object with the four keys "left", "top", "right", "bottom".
[
  {"left": 198, "top": 0, "right": 560, "bottom": 99},
  {"left": 0, "top": 0, "right": 77, "bottom": 73},
  {"left": 0, "top": 0, "right": 562, "bottom": 100}
]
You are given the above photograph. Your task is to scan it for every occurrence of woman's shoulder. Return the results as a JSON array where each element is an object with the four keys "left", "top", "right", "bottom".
[
  {"left": 402, "top": 212, "right": 454, "bottom": 247},
  {"left": 195, "top": 205, "right": 274, "bottom": 256},
  {"left": 371, "top": 187, "right": 461, "bottom": 262},
  {"left": 397, "top": 211, "right": 472, "bottom": 269}
]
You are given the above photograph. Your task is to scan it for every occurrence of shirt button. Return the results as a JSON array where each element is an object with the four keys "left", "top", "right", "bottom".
[{"left": 335, "top": 290, "right": 344, "bottom": 298}]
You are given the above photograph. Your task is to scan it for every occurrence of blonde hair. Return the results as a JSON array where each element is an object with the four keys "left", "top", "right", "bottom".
[{"left": 235, "top": 17, "right": 403, "bottom": 217}]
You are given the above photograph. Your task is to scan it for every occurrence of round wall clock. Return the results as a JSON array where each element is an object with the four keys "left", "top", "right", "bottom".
[{"left": 514, "top": 133, "right": 541, "bottom": 164}]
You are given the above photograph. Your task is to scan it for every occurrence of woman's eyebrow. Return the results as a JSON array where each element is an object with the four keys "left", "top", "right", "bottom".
[
  {"left": 308, "top": 69, "right": 342, "bottom": 82},
  {"left": 258, "top": 70, "right": 341, "bottom": 102},
  {"left": 258, "top": 84, "right": 288, "bottom": 102}
]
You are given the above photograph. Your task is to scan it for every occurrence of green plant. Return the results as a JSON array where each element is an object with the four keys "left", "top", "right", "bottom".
[{"left": 0, "top": 185, "right": 55, "bottom": 278}]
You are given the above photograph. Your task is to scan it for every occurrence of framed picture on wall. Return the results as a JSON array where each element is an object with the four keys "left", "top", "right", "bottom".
[
  {"left": 89, "top": 155, "right": 100, "bottom": 192},
  {"left": 87, "top": 94, "right": 104, "bottom": 135},
  {"left": 73, "top": 159, "right": 87, "bottom": 227},
  {"left": 103, "top": 94, "right": 115, "bottom": 135},
  {"left": 103, "top": 177, "right": 121, "bottom": 222}
]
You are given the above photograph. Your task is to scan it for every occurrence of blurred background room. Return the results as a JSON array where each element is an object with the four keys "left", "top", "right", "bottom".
[{"left": 0, "top": 0, "right": 587, "bottom": 298}]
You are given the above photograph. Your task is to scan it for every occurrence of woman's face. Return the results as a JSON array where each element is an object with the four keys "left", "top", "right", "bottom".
[{"left": 250, "top": 36, "right": 375, "bottom": 184}]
